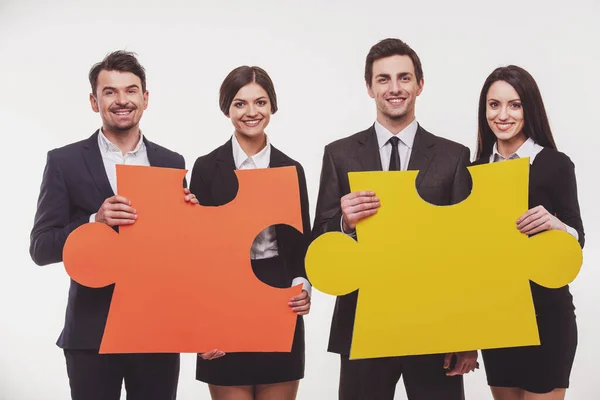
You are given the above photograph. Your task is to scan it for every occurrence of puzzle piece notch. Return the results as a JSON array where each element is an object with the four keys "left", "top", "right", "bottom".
[
  {"left": 306, "top": 158, "right": 583, "bottom": 359},
  {"left": 63, "top": 164, "right": 303, "bottom": 354}
]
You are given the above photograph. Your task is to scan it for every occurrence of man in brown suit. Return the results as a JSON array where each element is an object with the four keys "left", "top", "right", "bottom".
[{"left": 312, "top": 38, "right": 478, "bottom": 400}]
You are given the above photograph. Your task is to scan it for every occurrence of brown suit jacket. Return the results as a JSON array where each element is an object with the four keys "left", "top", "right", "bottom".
[{"left": 312, "top": 123, "right": 472, "bottom": 355}]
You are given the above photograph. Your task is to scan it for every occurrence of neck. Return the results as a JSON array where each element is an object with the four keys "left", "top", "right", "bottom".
[
  {"left": 497, "top": 132, "right": 527, "bottom": 158},
  {"left": 102, "top": 126, "right": 141, "bottom": 155},
  {"left": 378, "top": 112, "right": 414, "bottom": 135},
  {"left": 235, "top": 131, "right": 266, "bottom": 157}
]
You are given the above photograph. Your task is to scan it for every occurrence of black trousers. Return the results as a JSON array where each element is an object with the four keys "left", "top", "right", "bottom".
[
  {"left": 339, "top": 353, "right": 464, "bottom": 400},
  {"left": 64, "top": 350, "right": 180, "bottom": 400}
]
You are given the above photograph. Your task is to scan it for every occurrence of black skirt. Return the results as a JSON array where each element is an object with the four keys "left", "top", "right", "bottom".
[
  {"left": 196, "top": 256, "right": 305, "bottom": 386},
  {"left": 482, "top": 308, "right": 577, "bottom": 394}
]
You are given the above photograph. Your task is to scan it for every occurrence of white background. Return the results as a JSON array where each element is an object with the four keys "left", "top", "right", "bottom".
[{"left": 1, "top": 0, "right": 599, "bottom": 399}]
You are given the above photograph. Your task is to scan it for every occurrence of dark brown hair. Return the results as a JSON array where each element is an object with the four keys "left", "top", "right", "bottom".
[
  {"left": 219, "top": 66, "right": 278, "bottom": 115},
  {"left": 89, "top": 50, "right": 146, "bottom": 96},
  {"left": 365, "top": 38, "right": 424, "bottom": 87},
  {"left": 476, "top": 65, "right": 557, "bottom": 159}
]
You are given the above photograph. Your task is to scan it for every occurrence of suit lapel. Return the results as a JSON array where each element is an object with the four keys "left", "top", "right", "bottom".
[
  {"left": 356, "top": 126, "right": 383, "bottom": 172},
  {"left": 82, "top": 130, "right": 114, "bottom": 199},
  {"left": 144, "top": 137, "right": 162, "bottom": 167},
  {"left": 213, "top": 138, "right": 239, "bottom": 205},
  {"left": 408, "top": 125, "right": 436, "bottom": 188}
]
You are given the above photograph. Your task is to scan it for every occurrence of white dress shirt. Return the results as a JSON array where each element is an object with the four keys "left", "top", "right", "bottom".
[
  {"left": 232, "top": 134, "right": 311, "bottom": 294},
  {"left": 89, "top": 129, "right": 150, "bottom": 222},
  {"left": 341, "top": 119, "right": 419, "bottom": 235},
  {"left": 490, "top": 137, "right": 579, "bottom": 240}
]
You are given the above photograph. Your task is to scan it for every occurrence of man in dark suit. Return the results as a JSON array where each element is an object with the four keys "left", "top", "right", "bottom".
[
  {"left": 29, "top": 50, "right": 196, "bottom": 400},
  {"left": 312, "top": 38, "right": 478, "bottom": 399}
]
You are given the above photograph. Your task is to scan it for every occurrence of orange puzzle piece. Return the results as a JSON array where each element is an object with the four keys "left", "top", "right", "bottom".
[{"left": 62, "top": 165, "right": 303, "bottom": 354}]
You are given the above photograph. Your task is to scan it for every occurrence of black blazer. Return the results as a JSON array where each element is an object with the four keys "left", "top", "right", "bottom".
[
  {"left": 312, "top": 124, "right": 472, "bottom": 355},
  {"left": 472, "top": 147, "right": 585, "bottom": 311},
  {"left": 30, "top": 130, "right": 186, "bottom": 349},
  {"left": 189, "top": 138, "right": 311, "bottom": 284}
]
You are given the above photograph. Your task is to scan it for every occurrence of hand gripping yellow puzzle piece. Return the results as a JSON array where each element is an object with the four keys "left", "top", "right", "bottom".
[{"left": 306, "top": 158, "right": 582, "bottom": 359}]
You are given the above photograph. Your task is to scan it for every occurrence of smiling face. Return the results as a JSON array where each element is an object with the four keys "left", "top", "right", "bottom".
[
  {"left": 367, "top": 54, "right": 423, "bottom": 128},
  {"left": 90, "top": 69, "right": 148, "bottom": 134},
  {"left": 486, "top": 80, "right": 525, "bottom": 144},
  {"left": 227, "top": 82, "right": 271, "bottom": 140}
]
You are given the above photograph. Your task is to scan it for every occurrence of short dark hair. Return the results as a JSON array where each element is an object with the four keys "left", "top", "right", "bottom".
[
  {"left": 476, "top": 65, "right": 557, "bottom": 160},
  {"left": 365, "top": 38, "right": 424, "bottom": 86},
  {"left": 219, "top": 66, "right": 278, "bottom": 115},
  {"left": 89, "top": 50, "right": 147, "bottom": 96}
]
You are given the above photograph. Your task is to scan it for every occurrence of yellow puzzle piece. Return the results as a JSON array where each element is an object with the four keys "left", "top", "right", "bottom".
[{"left": 306, "top": 158, "right": 582, "bottom": 359}]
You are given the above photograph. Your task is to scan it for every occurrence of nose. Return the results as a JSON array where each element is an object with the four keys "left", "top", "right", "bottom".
[
  {"left": 390, "top": 80, "right": 401, "bottom": 94},
  {"left": 247, "top": 103, "right": 258, "bottom": 117},
  {"left": 498, "top": 106, "right": 509, "bottom": 120},
  {"left": 116, "top": 91, "right": 129, "bottom": 106}
]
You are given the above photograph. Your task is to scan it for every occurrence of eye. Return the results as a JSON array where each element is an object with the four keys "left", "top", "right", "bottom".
[
  {"left": 234, "top": 101, "right": 244, "bottom": 108},
  {"left": 105, "top": 90, "right": 114, "bottom": 95},
  {"left": 511, "top": 102, "right": 522, "bottom": 109},
  {"left": 401, "top": 76, "right": 410, "bottom": 81},
  {"left": 128, "top": 89, "right": 137, "bottom": 94},
  {"left": 378, "top": 77, "right": 388, "bottom": 84},
  {"left": 257, "top": 100, "right": 267, "bottom": 106},
  {"left": 488, "top": 101, "right": 498, "bottom": 108}
]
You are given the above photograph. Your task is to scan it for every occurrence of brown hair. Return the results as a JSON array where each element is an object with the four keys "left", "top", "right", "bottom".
[
  {"left": 219, "top": 66, "right": 278, "bottom": 115},
  {"left": 89, "top": 50, "right": 146, "bottom": 96},
  {"left": 476, "top": 65, "right": 557, "bottom": 160},
  {"left": 365, "top": 38, "right": 423, "bottom": 87}
]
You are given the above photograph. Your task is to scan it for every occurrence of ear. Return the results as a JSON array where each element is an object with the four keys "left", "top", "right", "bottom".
[
  {"left": 366, "top": 81, "right": 375, "bottom": 99},
  {"left": 90, "top": 93, "right": 99, "bottom": 113},
  {"left": 416, "top": 78, "right": 424, "bottom": 96},
  {"left": 143, "top": 90, "right": 149, "bottom": 110}
]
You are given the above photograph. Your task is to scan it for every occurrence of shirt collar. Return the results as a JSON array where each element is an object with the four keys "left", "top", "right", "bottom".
[
  {"left": 491, "top": 137, "right": 540, "bottom": 165},
  {"left": 98, "top": 128, "right": 145, "bottom": 155},
  {"left": 374, "top": 118, "right": 418, "bottom": 150},
  {"left": 231, "top": 134, "right": 271, "bottom": 169}
]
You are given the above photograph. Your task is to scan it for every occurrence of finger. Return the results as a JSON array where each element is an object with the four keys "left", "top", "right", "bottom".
[
  {"left": 520, "top": 215, "right": 550, "bottom": 234},
  {"left": 112, "top": 195, "right": 132, "bottom": 205},
  {"left": 190, "top": 197, "right": 199, "bottom": 205},
  {"left": 443, "top": 353, "right": 453, "bottom": 369},
  {"left": 516, "top": 205, "right": 543, "bottom": 224},
  {"left": 517, "top": 209, "right": 542, "bottom": 229},
  {"left": 107, "top": 218, "right": 136, "bottom": 226},
  {"left": 289, "top": 299, "right": 310, "bottom": 308},
  {"left": 344, "top": 196, "right": 380, "bottom": 207},
  {"left": 106, "top": 211, "right": 137, "bottom": 220},
  {"left": 108, "top": 203, "right": 136, "bottom": 214},
  {"left": 290, "top": 291, "right": 308, "bottom": 302},
  {"left": 342, "top": 191, "right": 376, "bottom": 202},
  {"left": 350, "top": 208, "right": 378, "bottom": 222},
  {"left": 524, "top": 220, "right": 552, "bottom": 236},
  {"left": 346, "top": 202, "right": 380, "bottom": 215},
  {"left": 292, "top": 304, "right": 310, "bottom": 313},
  {"left": 183, "top": 188, "right": 191, "bottom": 195}
]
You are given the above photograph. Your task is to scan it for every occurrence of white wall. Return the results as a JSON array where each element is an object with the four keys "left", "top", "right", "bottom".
[{"left": 1, "top": 0, "right": 598, "bottom": 399}]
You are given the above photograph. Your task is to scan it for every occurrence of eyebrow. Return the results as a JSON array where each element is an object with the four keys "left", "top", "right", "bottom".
[
  {"left": 102, "top": 84, "right": 140, "bottom": 92},
  {"left": 375, "top": 72, "right": 413, "bottom": 79},
  {"left": 232, "top": 96, "right": 267, "bottom": 102},
  {"left": 488, "top": 98, "right": 521, "bottom": 102}
]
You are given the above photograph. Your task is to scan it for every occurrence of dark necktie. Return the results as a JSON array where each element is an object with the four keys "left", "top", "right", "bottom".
[{"left": 388, "top": 136, "right": 401, "bottom": 171}]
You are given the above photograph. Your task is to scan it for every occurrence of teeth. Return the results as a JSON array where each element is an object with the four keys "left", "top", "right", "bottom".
[
  {"left": 389, "top": 99, "right": 405, "bottom": 104},
  {"left": 245, "top": 120, "right": 260, "bottom": 125}
]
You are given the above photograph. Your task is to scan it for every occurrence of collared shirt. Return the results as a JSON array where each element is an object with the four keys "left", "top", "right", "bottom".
[
  {"left": 374, "top": 118, "right": 418, "bottom": 171},
  {"left": 232, "top": 134, "right": 311, "bottom": 294},
  {"left": 89, "top": 129, "right": 149, "bottom": 222},
  {"left": 490, "top": 138, "right": 579, "bottom": 241}
]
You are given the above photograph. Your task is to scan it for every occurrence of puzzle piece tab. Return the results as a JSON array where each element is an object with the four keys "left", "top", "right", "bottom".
[
  {"left": 306, "top": 158, "right": 582, "bottom": 359},
  {"left": 63, "top": 165, "right": 303, "bottom": 354}
]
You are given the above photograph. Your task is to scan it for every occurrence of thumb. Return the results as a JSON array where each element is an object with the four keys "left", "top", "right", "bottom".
[{"left": 443, "top": 353, "right": 453, "bottom": 369}]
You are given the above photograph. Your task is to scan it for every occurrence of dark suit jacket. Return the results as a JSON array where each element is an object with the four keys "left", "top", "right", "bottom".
[
  {"left": 188, "top": 138, "right": 312, "bottom": 284},
  {"left": 30, "top": 130, "right": 186, "bottom": 349},
  {"left": 312, "top": 124, "right": 472, "bottom": 355}
]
